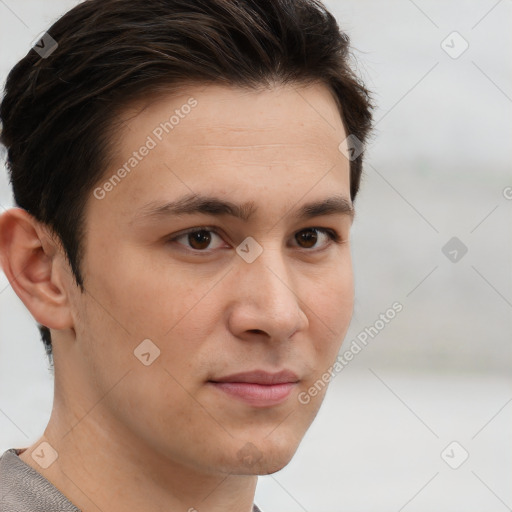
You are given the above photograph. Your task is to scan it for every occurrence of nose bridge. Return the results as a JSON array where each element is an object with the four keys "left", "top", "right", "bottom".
[{"left": 245, "top": 237, "right": 292, "bottom": 291}]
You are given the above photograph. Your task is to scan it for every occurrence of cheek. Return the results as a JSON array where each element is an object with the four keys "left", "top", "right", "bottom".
[
  {"left": 81, "top": 236, "right": 203, "bottom": 339},
  {"left": 311, "top": 257, "right": 354, "bottom": 329},
  {"left": 302, "top": 260, "right": 354, "bottom": 378},
  {"left": 293, "top": 267, "right": 353, "bottom": 414},
  {"left": 75, "top": 251, "right": 221, "bottom": 401}
]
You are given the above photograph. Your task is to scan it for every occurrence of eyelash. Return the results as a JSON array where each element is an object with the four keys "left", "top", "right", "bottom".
[{"left": 167, "top": 225, "right": 343, "bottom": 254}]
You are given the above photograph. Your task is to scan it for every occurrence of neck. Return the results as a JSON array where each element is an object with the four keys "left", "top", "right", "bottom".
[{"left": 19, "top": 400, "right": 258, "bottom": 512}]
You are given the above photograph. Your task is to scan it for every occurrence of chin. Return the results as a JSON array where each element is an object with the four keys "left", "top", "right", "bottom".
[
  {"left": 230, "top": 436, "right": 300, "bottom": 476},
  {"left": 252, "top": 456, "right": 293, "bottom": 475}
]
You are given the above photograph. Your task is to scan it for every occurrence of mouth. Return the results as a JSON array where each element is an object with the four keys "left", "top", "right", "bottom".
[{"left": 208, "top": 370, "right": 299, "bottom": 407}]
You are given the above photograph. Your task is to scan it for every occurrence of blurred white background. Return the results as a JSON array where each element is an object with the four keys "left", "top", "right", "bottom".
[{"left": 0, "top": 1, "right": 511, "bottom": 511}]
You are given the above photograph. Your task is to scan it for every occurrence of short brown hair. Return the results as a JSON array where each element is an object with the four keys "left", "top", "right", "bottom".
[{"left": 0, "top": 0, "right": 374, "bottom": 363}]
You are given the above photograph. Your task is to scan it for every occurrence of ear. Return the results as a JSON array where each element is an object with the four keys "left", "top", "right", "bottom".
[{"left": 0, "top": 207, "right": 74, "bottom": 330}]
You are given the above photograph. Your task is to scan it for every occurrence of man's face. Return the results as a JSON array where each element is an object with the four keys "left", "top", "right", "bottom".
[{"left": 65, "top": 82, "right": 354, "bottom": 475}]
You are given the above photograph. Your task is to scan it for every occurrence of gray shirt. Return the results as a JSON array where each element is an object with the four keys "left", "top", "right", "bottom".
[{"left": 0, "top": 448, "right": 263, "bottom": 512}]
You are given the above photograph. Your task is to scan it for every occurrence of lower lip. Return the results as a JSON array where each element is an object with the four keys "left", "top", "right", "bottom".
[{"left": 209, "top": 382, "right": 296, "bottom": 407}]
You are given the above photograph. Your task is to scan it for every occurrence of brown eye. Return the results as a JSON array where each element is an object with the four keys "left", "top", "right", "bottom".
[
  {"left": 170, "top": 227, "right": 226, "bottom": 252},
  {"left": 296, "top": 228, "right": 318, "bottom": 248},
  {"left": 187, "top": 230, "right": 212, "bottom": 250},
  {"left": 293, "top": 228, "right": 340, "bottom": 250}
]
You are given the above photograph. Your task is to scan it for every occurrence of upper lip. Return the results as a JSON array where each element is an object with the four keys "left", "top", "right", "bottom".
[{"left": 210, "top": 370, "right": 299, "bottom": 385}]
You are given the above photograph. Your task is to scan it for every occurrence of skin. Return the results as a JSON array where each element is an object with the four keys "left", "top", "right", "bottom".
[{"left": 0, "top": 82, "right": 354, "bottom": 512}]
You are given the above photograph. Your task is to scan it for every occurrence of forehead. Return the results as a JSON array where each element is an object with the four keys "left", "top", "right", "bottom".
[
  {"left": 120, "top": 81, "right": 345, "bottom": 136},
  {"left": 91, "top": 82, "right": 350, "bottom": 222}
]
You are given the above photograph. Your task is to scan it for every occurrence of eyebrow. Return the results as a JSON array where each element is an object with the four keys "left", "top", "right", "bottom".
[{"left": 135, "top": 193, "right": 354, "bottom": 223}]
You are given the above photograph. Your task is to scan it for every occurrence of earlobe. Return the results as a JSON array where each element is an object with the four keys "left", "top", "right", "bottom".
[{"left": 0, "top": 208, "right": 74, "bottom": 330}]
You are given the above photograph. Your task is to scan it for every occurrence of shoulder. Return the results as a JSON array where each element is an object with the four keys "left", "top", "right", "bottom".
[{"left": 0, "top": 448, "right": 80, "bottom": 512}]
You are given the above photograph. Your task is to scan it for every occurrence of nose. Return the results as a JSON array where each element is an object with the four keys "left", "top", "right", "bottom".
[{"left": 226, "top": 244, "right": 309, "bottom": 343}]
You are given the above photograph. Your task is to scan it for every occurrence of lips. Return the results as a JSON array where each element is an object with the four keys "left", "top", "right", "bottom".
[
  {"left": 211, "top": 369, "right": 299, "bottom": 385},
  {"left": 208, "top": 370, "right": 299, "bottom": 407}
]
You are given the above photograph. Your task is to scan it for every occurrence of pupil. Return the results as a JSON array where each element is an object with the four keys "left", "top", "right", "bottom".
[
  {"left": 299, "top": 229, "right": 317, "bottom": 248},
  {"left": 189, "top": 230, "right": 211, "bottom": 250}
]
